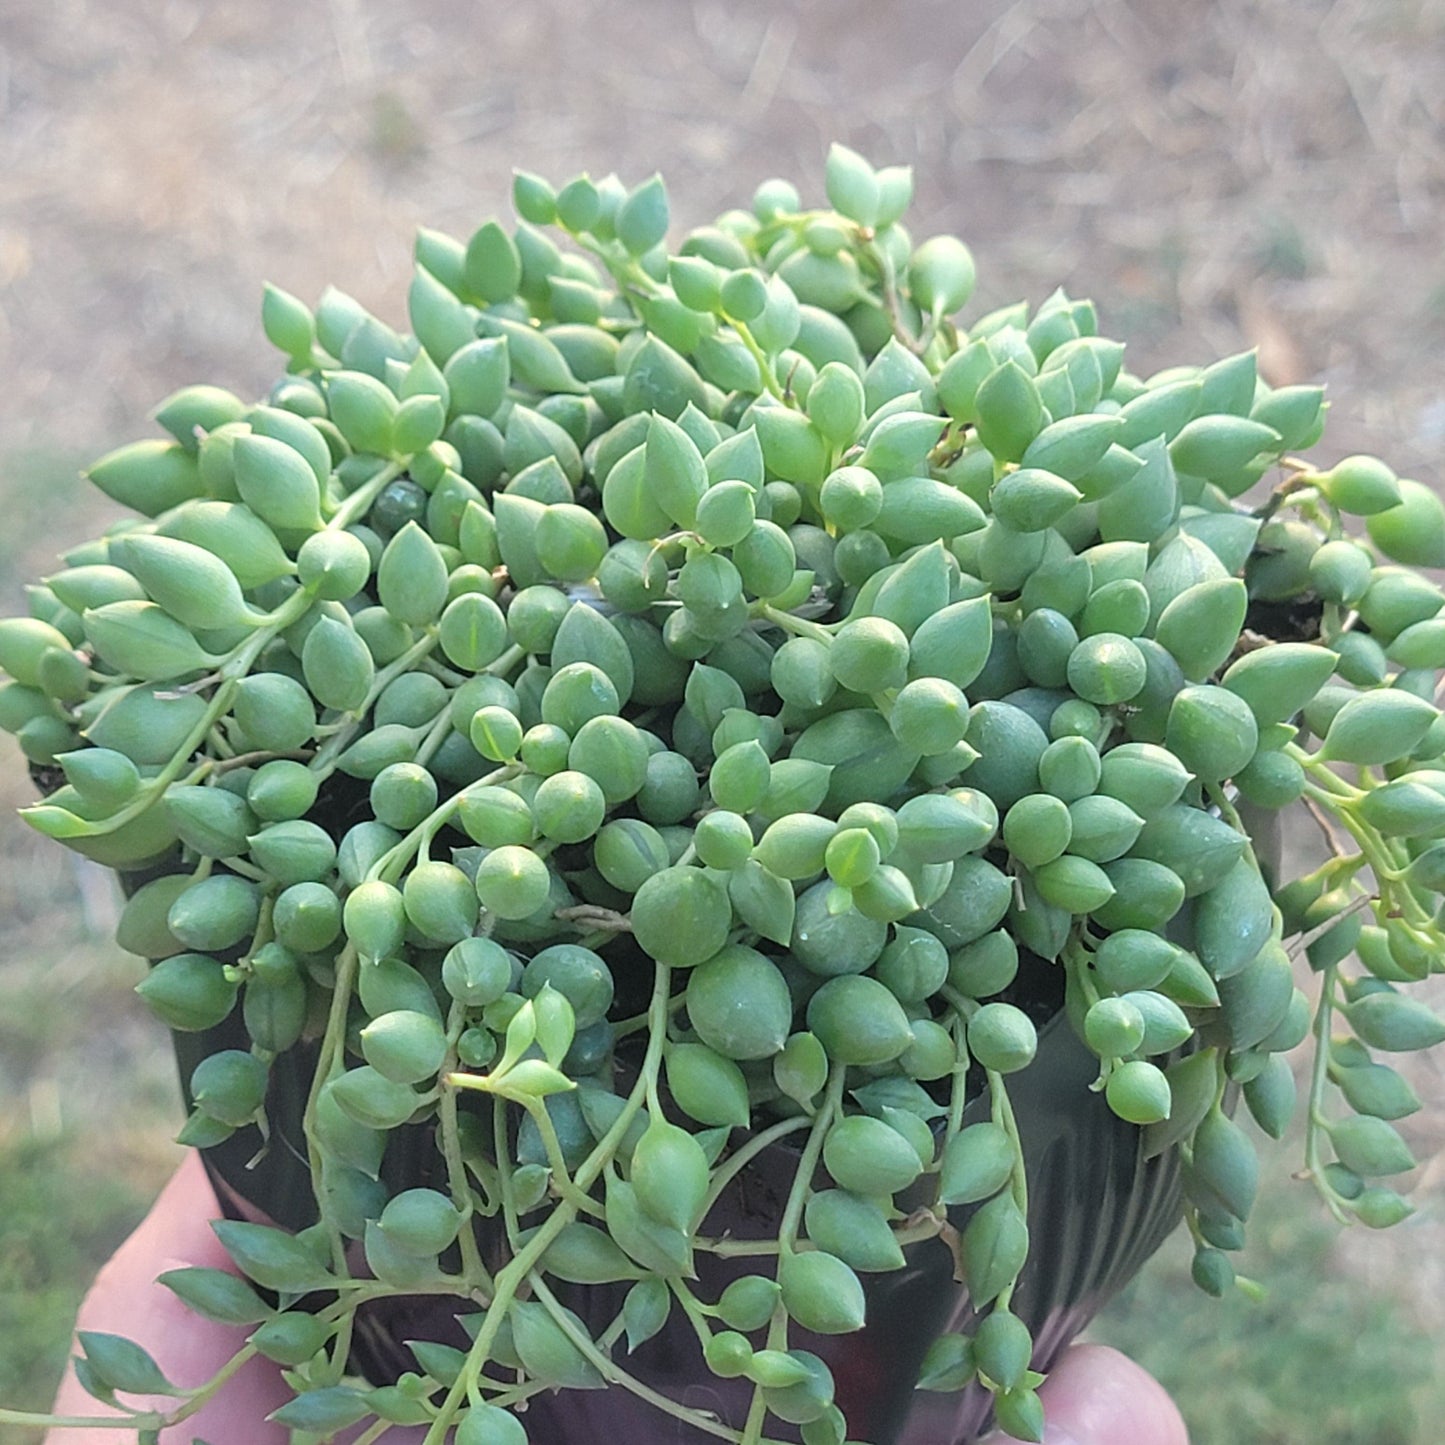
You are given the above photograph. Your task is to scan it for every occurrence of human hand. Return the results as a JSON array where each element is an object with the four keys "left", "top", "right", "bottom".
[
  {"left": 985, "top": 1341, "right": 1189, "bottom": 1445},
  {"left": 45, "top": 1151, "right": 295, "bottom": 1445},
  {"left": 44, "top": 1153, "right": 429, "bottom": 1445}
]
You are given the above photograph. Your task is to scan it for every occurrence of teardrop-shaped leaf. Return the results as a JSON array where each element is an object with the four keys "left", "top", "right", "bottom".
[
  {"left": 377, "top": 521, "right": 449, "bottom": 626},
  {"left": 960, "top": 1192, "right": 1028, "bottom": 1307},
  {"left": 551, "top": 602, "right": 635, "bottom": 705},
  {"left": 77, "top": 1333, "right": 178, "bottom": 1396}
]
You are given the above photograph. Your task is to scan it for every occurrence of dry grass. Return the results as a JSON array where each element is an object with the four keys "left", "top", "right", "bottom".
[
  {"left": 4, "top": 0, "right": 1445, "bottom": 467},
  {"left": 0, "top": 0, "right": 1443, "bottom": 1432}
]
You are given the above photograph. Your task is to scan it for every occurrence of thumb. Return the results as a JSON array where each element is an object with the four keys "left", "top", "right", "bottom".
[{"left": 986, "top": 1342, "right": 1189, "bottom": 1445}]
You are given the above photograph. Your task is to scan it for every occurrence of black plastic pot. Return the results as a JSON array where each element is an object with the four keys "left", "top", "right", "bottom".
[
  {"left": 162, "top": 944, "right": 1176, "bottom": 1444},
  {"left": 529, "top": 959, "right": 1189, "bottom": 1445},
  {"left": 135, "top": 801, "right": 1281, "bottom": 1445}
]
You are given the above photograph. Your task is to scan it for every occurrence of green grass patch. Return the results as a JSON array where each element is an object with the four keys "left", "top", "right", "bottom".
[
  {"left": 1090, "top": 1157, "right": 1445, "bottom": 1444},
  {"left": 0, "top": 1132, "right": 164, "bottom": 1442},
  {"left": 0, "top": 447, "right": 100, "bottom": 598},
  {"left": 0, "top": 815, "right": 181, "bottom": 1441}
]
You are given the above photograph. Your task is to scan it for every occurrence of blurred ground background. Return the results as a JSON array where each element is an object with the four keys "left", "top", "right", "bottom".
[{"left": 1, "top": 0, "right": 1444, "bottom": 1439}]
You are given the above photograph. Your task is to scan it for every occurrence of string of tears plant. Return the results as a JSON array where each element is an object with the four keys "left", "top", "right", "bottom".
[{"left": 0, "top": 142, "right": 1442, "bottom": 1444}]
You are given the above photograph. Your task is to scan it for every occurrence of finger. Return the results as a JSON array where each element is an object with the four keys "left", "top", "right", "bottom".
[
  {"left": 988, "top": 1342, "right": 1189, "bottom": 1445},
  {"left": 47, "top": 1153, "right": 291, "bottom": 1445}
]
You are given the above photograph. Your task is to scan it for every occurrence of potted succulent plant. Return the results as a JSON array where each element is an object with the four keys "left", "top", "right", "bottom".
[{"left": 1, "top": 142, "right": 1443, "bottom": 1445}]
